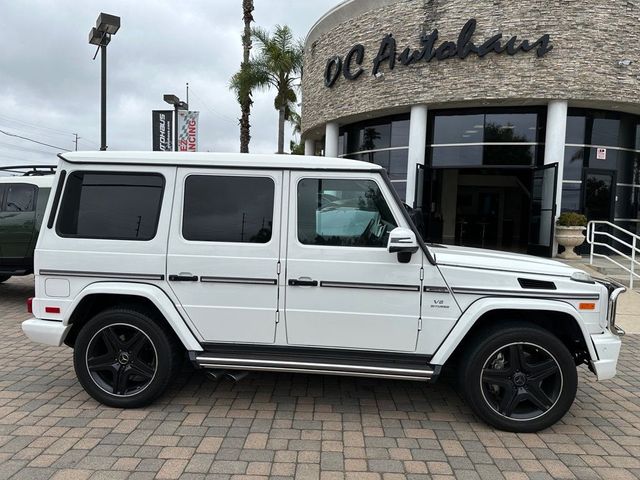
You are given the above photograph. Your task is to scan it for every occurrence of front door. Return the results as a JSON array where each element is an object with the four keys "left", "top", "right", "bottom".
[
  {"left": 284, "top": 172, "right": 422, "bottom": 352},
  {"left": 582, "top": 169, "right": 616, "bottom": 221},
  {"left": 528, "top": 163, "right": 558, "bottom": 257},
  {"left": 167, "top": 169, "right": 283, "bottom": 344},
  {"left": 0, "top": 183, "right": 37, "bottom": 262}
]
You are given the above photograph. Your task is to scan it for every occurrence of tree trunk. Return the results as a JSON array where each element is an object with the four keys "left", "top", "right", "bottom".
[
  {"left": 239, "top": 0, "right": 254, "bottom": 153},
  {"left": 277, "top": 106, "right": 286, "bottom": 154}
]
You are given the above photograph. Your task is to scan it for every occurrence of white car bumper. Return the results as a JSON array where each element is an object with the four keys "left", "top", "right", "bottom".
[
  {"left": 590, "top": 330, "right": 622, "bottom": 381},
  {"left": 22, "top": 318, "right": 70, "bottom": 347}
]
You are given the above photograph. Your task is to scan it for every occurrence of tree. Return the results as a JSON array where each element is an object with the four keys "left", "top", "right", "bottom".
[
  {"left": 250, "top": 25, "right": 303, "bottom": 154},
  {"left": 229, "top": 0, "right": 255, "bottom": 153},
  {"left": 288, "top": 111, "right": 305, "bottom": 155}
]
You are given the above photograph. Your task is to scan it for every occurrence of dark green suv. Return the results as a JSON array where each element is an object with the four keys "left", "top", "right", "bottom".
[{"left": 0, "top": 167, "right": 54, "bottom": 282}]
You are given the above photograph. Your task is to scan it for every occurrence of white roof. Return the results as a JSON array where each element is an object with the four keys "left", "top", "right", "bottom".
[
  {"left": 60, "top": 151, "right": 382, "bottom": 172},
  {"left": 0, "top": 175, "right": 54, "bottom": 188}
]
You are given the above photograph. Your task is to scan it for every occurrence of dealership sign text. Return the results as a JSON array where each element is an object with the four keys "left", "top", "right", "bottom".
[{"left": 324, "top": 19, "right": 553, "bottom": 87}]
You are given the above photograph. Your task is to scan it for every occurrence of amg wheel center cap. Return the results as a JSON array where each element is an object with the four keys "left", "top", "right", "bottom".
[
  {"left": 513, "top": 372, "right": 527, "bottom": 387},
  {"left": 117, "top": 352, "right": 130, "bottom": 365}
]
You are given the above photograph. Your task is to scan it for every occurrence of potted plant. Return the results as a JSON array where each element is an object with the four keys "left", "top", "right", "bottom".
[{"left": 556, "top": 212, "right": 588, "bottom": 259}]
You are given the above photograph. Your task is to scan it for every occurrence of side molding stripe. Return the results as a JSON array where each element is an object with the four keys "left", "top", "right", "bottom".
[
  {"left": 451, "top": 287, "right": 599, "bottom": 300},
  {"left": 39, "top": 270, "right": 165, "bottom": 281},
  {"left": 320, "top": 281, "right": 420, "bottom": 292},
  {"left": 200, "top": 276, "right": 277, "bottom": 286}
]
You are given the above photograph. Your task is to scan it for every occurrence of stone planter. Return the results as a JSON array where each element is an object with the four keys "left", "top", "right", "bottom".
[{"left": 556, "top": 225, "right": 586, "bottom": 259}]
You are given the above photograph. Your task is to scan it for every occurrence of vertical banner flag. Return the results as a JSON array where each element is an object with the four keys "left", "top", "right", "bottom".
[
  {"left": 151, "top": 110, "right": 173, "bottom": 151},
  {"left": 177, "top": 111, "right": 199, "bottom": 152}
]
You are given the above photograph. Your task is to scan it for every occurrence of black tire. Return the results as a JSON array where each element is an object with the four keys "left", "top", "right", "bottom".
[
  {"left": 0, "top": 275, "right": 11, "bottom": 283},
  {"left": 73, "top": 306, "right": 182, "bottom": 408},
  {"left": 458, "top": 323, "right": 577, "bottom": 432}
]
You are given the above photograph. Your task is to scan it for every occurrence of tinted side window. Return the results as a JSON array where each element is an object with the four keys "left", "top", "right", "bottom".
[
  {"left": 57, "top": 172, "right": 164, "bottom": 240},
  {"left": 6, "top": 184, "right": 36, "bottom": 212},
  {"left": 183, "top": 175, "right": 274, "bottom": 243},
  {"left": 297, "top": 178, "right": 397, "bottom": 247}
]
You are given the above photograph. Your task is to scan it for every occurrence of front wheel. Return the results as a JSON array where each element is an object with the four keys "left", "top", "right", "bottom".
[
  {"left": 458, "top": 324, "right": 577, "bottom": 432},
  {"left": 73, "top": 306, "right": 181, "bottom": 408}
]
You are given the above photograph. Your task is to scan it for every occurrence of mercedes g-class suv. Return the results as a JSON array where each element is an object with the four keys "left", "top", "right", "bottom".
[
  {"left": 0, "top": 166, "right": 54, "bottom": 282},
  {"left": 22, "top": 152, "right": 625, "bottom": 432}
]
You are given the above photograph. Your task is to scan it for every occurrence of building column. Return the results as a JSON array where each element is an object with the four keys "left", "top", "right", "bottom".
[
  {"left": 304, "top": 138, "right": 315, "bottom": 156},
  {"left": 406, "top": 105, "right": 428, "bottom": 207},
  {"left": 324, "top": 122, "right": 339, "bottom": 158},
  {"left": 543, "top": 100, "right": 568, "bottom": 255}
]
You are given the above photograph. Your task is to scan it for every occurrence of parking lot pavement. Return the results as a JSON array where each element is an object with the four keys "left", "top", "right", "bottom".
[{"left": 1, "top": 276, "right": 640, "bottom": 480}]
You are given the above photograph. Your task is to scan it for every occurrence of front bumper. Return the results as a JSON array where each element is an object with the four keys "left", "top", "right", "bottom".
[
  {"left": 22, "top": 318, "right": 70, "bottom": 347},
  {"left": 590, "top": 278, "right": 626, "bottom": 380}
]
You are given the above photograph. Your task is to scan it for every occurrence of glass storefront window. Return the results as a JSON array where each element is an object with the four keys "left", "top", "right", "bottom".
[
  {"left": 484, "top": 113, "right": 538, "bottom": 143},
  {"left": 433, "top": 114, "right": 484, "bottom": 144},
  {"left": 567, "top": 109, "right": 640, "bottom": 150},
  {"left": 563, "top": 146, "right": 585, "bottom": 181},
  {"left": 561, "top": 183, "right": 581, "bottom": 212},
  {"left": 342, "top": 115, "right": 409, "bottom": 154},
  {"left": 431, "top": 145, "right": 536, "bottom": 168}
]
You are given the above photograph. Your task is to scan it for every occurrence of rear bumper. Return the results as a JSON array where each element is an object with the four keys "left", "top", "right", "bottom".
[
  {"left": 22, "top": 318, "right": 70, "bottom": 347},
  {"left": 590, "top": 330, "right": 622, "bottom": 381}
]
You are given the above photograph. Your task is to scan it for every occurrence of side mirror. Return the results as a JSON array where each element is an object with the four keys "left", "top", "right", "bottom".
[{"left": 387, "top": 227, "right": 419, "bottom": 263}]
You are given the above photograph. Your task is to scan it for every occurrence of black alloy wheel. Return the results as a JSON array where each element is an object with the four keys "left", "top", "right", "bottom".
[
  {"left": 74, "top": 306, "right": 182, "bottom": 408},
  {"left": 480, "top": 342, "right": 562, "bottom": 421},
  {"left": 459, "top": 323, "right": 578, "bottom": 432},
  {"left": 86, "top": 323, "right": 158, "bottom": 397}
]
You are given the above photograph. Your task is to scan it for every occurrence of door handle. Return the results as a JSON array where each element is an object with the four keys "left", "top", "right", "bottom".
[
  {"left": 169, "top": 274, "right": 199, "bottom": 282},
  {"left": 288, "top": 279, "right": 318, "bottom": 287}
]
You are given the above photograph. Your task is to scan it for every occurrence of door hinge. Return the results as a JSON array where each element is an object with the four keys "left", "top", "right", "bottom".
[
  {"left": 418, "top": 318, "right": 422, "bottom": 331},
  {"left": 420, "top": 266, "right": 425, "bottom": 281},
  {"left": 275, "top": 311, "right": 280, "bottom": 324},
  {"left": 277, "top": 261, "right": 281, "bottom": 275}
]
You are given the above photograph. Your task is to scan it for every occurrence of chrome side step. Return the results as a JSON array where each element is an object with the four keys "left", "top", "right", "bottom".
[{"left": 194, "top": 355, "right": 435, "bottom": 381}]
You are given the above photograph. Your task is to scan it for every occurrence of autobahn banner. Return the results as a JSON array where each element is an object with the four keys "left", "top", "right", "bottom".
[
  {"left": 151, "top": 110, "right": 173, "bottom": 151},
  {"left": 177, "top": 111, "right": 199, "bottom": 152}
]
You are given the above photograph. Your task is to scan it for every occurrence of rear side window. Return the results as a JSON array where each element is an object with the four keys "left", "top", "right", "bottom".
[
  {"left": 5, "top": 184, "right": 36, "bottom": 212},
  {"left": 56, "top": 172, "right": 164, "bottom": 240},
  {"left": 183, "top": 175, "right": 274, "bottom": 243}
]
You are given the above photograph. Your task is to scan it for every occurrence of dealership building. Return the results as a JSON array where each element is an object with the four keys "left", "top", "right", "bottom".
[{"left": 300, "top": 0, "right": 640, "bottom": 257}]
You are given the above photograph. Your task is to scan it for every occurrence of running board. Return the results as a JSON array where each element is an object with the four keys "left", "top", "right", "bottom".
[{"left": 193, "top": 355, "right": 437, "bottom": 381}]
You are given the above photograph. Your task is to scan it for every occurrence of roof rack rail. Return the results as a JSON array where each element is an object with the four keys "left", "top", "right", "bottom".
[{"left": 0, "top": 165, "right": 57, "bottom": 176}]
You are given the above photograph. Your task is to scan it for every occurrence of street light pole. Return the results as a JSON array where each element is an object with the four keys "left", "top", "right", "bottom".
[
  {"left": 163, "top": 94, "right": 188, "bottom": 152},
  {"left": 89, "top": 13, "right": 120, "bottom": 152},
  {"left": 100, "top": 44, "right": 107, "bottom": 151}
]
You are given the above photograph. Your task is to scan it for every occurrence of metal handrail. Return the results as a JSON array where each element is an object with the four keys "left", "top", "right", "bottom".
[{"left": 587, "top": 220, "right": 640, "bottom": 289}]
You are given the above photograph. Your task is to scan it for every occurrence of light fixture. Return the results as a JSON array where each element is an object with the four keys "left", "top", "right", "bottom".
[{"left": 96, "top": 13, "right": 121, "bottom": 35}]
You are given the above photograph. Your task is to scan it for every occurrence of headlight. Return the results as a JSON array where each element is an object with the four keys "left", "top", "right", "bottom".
[{"left": 570, "top": 271, "right": 595, "bottom": 284}]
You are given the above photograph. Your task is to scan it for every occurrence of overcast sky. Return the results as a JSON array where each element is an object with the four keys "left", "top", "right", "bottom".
[{"left": 0, "top": 0, "right": 342, "bottom": 167}]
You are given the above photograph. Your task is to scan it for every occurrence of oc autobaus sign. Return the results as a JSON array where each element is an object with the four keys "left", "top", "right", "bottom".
[{"left": 324, "top": 19, "right": 553, "bottom": 88}]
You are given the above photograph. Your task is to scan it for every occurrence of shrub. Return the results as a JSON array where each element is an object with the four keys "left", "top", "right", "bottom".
[{"left": 557, "top": 212, "right": 587, "bottom": 227}]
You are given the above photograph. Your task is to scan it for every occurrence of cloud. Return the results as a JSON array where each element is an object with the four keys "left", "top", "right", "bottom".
[{"left": 0, "top": 0, "right": 342, "bottom": 167}]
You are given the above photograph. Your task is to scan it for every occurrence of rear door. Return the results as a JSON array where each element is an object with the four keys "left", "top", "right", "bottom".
[
  {"left": 0, "top": 183, "right": 38, "bottom": 261},
  {"left": 166, "top": 168, "right": 283, "bottom": 344}
]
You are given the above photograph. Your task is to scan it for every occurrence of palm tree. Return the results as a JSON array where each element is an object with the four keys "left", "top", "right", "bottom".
[
  {"left": 250, "top": 25, "right": 303, "bottom": 154},
  {"left": 229, "top": 0, "right": 255, "bottom": 153}
]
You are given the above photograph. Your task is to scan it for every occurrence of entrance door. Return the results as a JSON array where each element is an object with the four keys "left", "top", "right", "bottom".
[
  {"left": 528, "top": 163, "right": 558, "bottom": 257},
  {"left": 582, "top": 169, "right": 616, "bottom": 221},
  {"left": 284, "top": 172, "right": 422, "bottom": 352},
  {"left": 166, "top": 169, "right": 283, "bottom": 344}
]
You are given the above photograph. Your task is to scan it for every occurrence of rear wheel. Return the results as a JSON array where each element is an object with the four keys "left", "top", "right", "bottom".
[
  {"left": 459, "top": 324, "right": 577, "bottom": 432},
  {"left": 73, "top": 306, "right": 181, "bottom": 408},
  {"left": 0, "top": 275, "right": 11, "bottom": 283}
]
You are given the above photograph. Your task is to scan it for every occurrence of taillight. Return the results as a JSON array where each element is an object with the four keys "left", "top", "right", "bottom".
[
  {"left": 45, "top": 306, "right": 61, "bottom": 314},
  {"left": 27, "top": 298, "right": 33, "bottom": 314}
]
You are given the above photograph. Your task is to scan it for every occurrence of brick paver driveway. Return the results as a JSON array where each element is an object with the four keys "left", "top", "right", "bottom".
[{"left": 1, "top": 276, "right": 640, "bottom": 480}]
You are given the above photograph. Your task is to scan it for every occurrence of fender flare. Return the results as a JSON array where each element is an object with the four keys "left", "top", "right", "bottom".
[
  {"left": 429, "top": 297, "right": 597, "bottom": 365},
  {"left": 64, "top": 282, "right": 203, "bottom": 351}
]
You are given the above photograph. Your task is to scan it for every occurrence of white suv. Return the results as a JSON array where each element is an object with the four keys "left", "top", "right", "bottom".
[{"left": 22, "top": 152, "right": 625, "bottom": 432}]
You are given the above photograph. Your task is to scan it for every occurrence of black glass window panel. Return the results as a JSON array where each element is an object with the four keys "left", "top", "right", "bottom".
[
  {"left": 433, "top": 114, "right": 484, "bottom": 144},
  {"left": 183, "top": 176, "right": 274, "bottom": 243},
  {"left": 483, "top": 145, "right": 535, "bottom": 166},
  {"left": 560, "top": 183, "right": 581, "bottom": 212},
  {"left": 5, "top": 184, "right": 36, "bottom": 212},
  {"left": 563, "top": 146, "right": 586, "bottom": 181},
  {"left": 297, "top": 178, "right": 397, "bottom": 247},
  {"left": 484, "top": 113, "right": 538, "bottom": 143},
  {"left": 391, "top": 119, "right": 410, "bottom": 147},
  {"left": 57, "top": 172, "right": 164, "bottom": 240}
]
